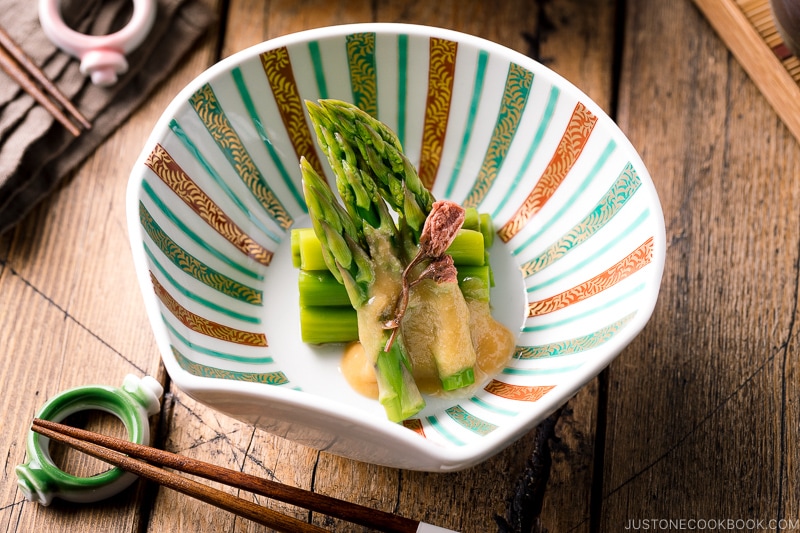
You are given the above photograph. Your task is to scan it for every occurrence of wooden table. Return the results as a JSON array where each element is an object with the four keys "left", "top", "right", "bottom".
[{"left": 2, "top": 0, "right": 798, "bottom": 531}]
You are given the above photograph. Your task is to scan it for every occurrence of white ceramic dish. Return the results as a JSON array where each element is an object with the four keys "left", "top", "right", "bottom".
[{"left": 126, "top": 23, "right": 665, "bottom": 471}]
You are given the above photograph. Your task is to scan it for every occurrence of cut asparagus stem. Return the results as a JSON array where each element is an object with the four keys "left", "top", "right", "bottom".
[
  {"left": 291, "top": 227, "right": 486, "bottom": 271},
  {"left": 300, "top": 306, "right": 358, "bottom": 344},
  {"left": 463, "top": 207, "right": 480, "bottom": 232},
  {"left": 298, "top": 270, "right": 352, "bottom": 307},
  {"left": 446, "top": 229, "right": 485, "bottom": 266},
  {"left": 296, "top": 264, "right": 491, "bottom": 311}
]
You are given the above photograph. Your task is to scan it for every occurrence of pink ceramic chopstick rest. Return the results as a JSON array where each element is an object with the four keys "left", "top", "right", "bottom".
[{"left": 38, "top": 0, "right": 157, "bottom": 86}]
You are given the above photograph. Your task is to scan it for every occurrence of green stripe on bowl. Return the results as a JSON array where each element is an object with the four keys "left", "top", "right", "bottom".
[
  {"left": 468, "top": 395, "right": 519, "bottom": 417},
  {"left": 515, "top": 312, "right": 637, "bottom": 359},
  {"left": 189, "top": 83, "right": 294, "bottom": 230},
  {"left": 425, "top": 415, "right": 465, "bottom": 446},
  {"left": 512, "top": 139, "right": 617, "bottom": 258},
  {"left": 526, "top": 207, "right": 651, "bottom": 293},
  {"left": 501, "top": 363, "right": 583, "bottom": 376},
  {"left": 231, "top": 67, "right": 306, "bottom": 212},
  {"left": 140, "top": 201, "right": 263, "bottom": 305},
  {"left": 462, "top": 62, "right": 534, "bottom": 208},
  {"left": 145, "top": 245, "right": 261, "bottom": 324},
  {"left": 490, "top": 84, "right": 560, "bottom": 219},
  {"left": 260, "top": 47, "right": 327, "bottom": 181},
  {"left": 444, "top": 49, "right": 489, "bottom": 198},
  {"left": 150, "top": 272, "right": 266, "bottom": 347},
  {"left": 519, "top": 159, "right": 640, "bottom": 277},
  {"left": 445, "top": 405, "right": 497, "bottom": 436},
  {"left": 307, "top": 41, "right": 329, "bottom": 99},
  {"left": 171, "top": 347, "right": 287, "bottom": 384},
  {"left": 396, "top": 34, "right": 408, "bottom": 146},
  {"left": 144, "top": 144, "right": 275, "bottom": 267},
  {"left": 168, "top": 118, "right": 283, "bottom": 244}
]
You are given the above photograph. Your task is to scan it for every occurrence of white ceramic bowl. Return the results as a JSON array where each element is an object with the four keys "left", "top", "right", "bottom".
[{"left": 126, "top": 23, "right": 666, "bottom": 471}]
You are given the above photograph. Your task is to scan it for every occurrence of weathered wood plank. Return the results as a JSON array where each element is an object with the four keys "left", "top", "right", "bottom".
[
  {"left": 602, "top": 0, "right": 799, "bottom": 528},
  {"left": 0, "top": 2, "right": 221, "bottom": 531}
]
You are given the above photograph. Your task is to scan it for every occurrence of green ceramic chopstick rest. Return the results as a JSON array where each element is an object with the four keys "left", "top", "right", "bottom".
[{"left": 15, "top": 374, "right": 164, "bottom": 505}]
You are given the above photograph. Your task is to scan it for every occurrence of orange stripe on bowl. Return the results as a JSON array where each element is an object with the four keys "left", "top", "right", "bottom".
[
  {"left": 418, "top": 37, "right": 458, "bottom": 190},
  {"left": 402, "top": 418, "right": 426, "bottom": 438},
  {"left": 145, "top": 143, "right": 274, "bottom": 267},
  {"left": 151, "top": 272, "right": 268, "bottom": 347},
  {"left": 527, "top": 236, "right": 654, "bottom": 317},
  {"left": 260, "top": 47, "right": 326, "bottom": 181},
  {"left": 497, "top": 102, "right": 597, "bottom": 243},
  {"left": 483, "top": 380, "right": 555, "bottom": 401}
]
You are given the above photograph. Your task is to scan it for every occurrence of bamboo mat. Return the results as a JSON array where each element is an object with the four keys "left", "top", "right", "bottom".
[{"left": 692, "top": 0, "right": 800, "bottom": 143}]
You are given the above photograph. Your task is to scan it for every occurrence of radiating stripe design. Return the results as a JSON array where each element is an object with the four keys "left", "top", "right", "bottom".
[
  {"left": 520, "top": 162, "right": 641, "bottom": 277},
  {"left": 172, "top": 347, "right": 288, "bottom": 385},
  {"left": 484, "top": 381, "right": 555, "bottom": 401},
  {"left": 231, "top": 68, "right": 306, "bottom": 212},
  {"left": 307, "top": 41, "right": 328, "bottom": 98},
  {"left": 169, "top": 118, "right": 283, "bottom": 244},
  {"left": 402, "top": 418, "right": 426, "bottom": 437},
  {"left": 425, "top": 415, "right": 465, "bottom": 446},
  {"left": 522, "top": 282, "right": 646, "bottom": 333},
  {"left": 515, "top": 312, "right": 636, "bottom": 359},
  {"left": 140, "top": 202, "right": 263, "bottom": 305},
  {"left": 445, "top": 405, "right": 497, "bottom": 436},
  {"left": 189, "top": 84, "right": 293, "bottom": 230},
  {"left": 152, "top": 273, "right": 267, "bottom": 347},
  {"left": 141, "top": 180, "right": 263, "bottom": 281},
  {"left": 497, "top": 102, "right": 598, "bottom": 242},
  {"left": 463, "top": 63, "right": 534, "bottom": 208},
  {"left": 469, "top": 395, "right": 519, "bottom": 417},
  {"left": 490, "top": 85, "right": 560, "bottom": 219},
  {"left": 164, "top": 317, "right": 271, "bottom": 363},
  {"left": 260, "top": 47, "right": 326, "bottom": 180},
  {"left": 444, "top": 49, "right": 489, "bottom": 198},
  {"left": 527, "top": 236, "right": 655, "bottom": 317},
  {"left": 145, "top": 144, "right": 274, "bottom": 267},
  {"left": 502, "top": 364, "right": 583, "bottom": 376},
  {"left": 145, "top": 246, "right": 260, "bottom": 324},
  {"left": 346, "top": 33, "right": 378, "bottom": 117},
  {"left": 396, "top": 34, "right": 409, "bottom": 146},
  {"left": 418, "top": 38, "right": 458, "bottom": 190}
]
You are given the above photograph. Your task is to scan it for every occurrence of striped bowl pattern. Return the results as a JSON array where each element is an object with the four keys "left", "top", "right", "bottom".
[{"left": 127, "top": 24, "right": 665, "bottom": 471}]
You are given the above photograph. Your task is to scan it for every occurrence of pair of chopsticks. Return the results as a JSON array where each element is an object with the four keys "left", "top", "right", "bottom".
[
  {"left": 0, "top": 26, "right": 90, "bottom": 137},
  {"left": 31, "top": 418, "right": 445, "bottom": 533}
]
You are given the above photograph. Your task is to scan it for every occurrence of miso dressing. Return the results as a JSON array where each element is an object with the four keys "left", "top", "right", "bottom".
[{"left": 340, "top": 281, "right": 516, "bottom": 399}]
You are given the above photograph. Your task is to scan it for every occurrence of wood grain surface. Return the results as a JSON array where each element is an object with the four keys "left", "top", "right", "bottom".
[{"left": 1, "top": 0, "right": 798, "bottom": 532}]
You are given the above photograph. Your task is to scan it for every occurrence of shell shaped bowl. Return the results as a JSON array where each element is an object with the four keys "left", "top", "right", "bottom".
[{"left": 126, "top": 23, "right": 666, "bottom": 471}]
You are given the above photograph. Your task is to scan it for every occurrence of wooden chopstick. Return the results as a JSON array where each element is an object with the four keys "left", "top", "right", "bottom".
[
  {"left": 31, "top": 418, "right": 423, "bottom": 533},
  {"left": 0, "top": 26, "right": 91, "bottom": 137}
]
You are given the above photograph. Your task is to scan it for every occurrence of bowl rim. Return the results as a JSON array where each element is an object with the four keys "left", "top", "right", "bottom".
[{"left": 127, "top": 22, "right": 667, "bottom": 470}]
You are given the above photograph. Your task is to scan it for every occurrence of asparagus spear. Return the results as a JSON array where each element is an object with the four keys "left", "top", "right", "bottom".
[
  {"left": 308, "top": 99, "right": 434, "bottom": 243},
  {"left": 306, "top": 99, "right": 478, "bottom": 391},
  {"left": 300, "top": 158, "right": 425, "bottom": 421}
]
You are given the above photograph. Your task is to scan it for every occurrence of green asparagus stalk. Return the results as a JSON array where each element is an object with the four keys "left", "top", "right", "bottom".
[
  {"left": 300, "top": 157, "right": 424, "bottom": 421},
  {"left": 300, "top": 306, "right": 358, "bottom": 344},
  {"left": 307, "top": 99, "right": 478, "bottom": 391},
  {"left": 293, "top": 227, "right": 485, "bottom": 272},
  {"left": 298, "top": 265, "right": 491, "bottom": 310},
  {"left": 298, "top": 270, "right": 352, "bottom": 307},
  {"left": 308, "top": 99, "right": 435, "bottom": 241}
]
